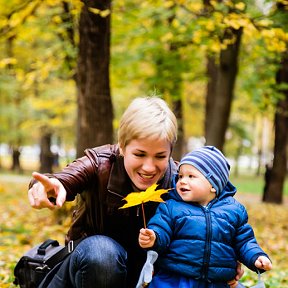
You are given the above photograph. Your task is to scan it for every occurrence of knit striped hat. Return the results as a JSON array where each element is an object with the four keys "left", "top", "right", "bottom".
[{"left": 179, "top": 146, "right": 230, "bottom": 195}]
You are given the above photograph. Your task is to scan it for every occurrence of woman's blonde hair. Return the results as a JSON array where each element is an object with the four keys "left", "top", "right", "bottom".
[{"left": 118, "top": 97, "right": 178, "bottom": 149}]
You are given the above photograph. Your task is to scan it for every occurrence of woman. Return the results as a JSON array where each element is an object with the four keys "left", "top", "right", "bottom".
[{"left": 28, "top": 97, "right": 243, "bottom": 287}]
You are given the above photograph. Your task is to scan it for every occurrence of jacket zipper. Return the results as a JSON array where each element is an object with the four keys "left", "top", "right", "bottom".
[
  {"left": 201, "top": 198, "right": 218, "bottom": 281},
  {"left": 202, "top": 205, "right": 212, "bottom": 280}
]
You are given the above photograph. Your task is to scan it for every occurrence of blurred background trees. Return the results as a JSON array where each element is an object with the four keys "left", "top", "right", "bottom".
[{"left": 0, "top": 0, "right": 287, "bottom": 203}]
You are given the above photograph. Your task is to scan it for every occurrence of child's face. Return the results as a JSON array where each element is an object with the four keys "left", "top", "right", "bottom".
[
  {"left": 121, "top": 137, "right": 171, "bottom": 191},
  {"left": 176, "top": 164, "right": 216, "bottom": 206}
]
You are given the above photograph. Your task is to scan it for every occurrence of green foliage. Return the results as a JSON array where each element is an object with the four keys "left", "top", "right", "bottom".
[
  {"left": 0, "top": 0, "right": 287, "bottom": 164},
  {"left": 0, "top": 0, "right": 78, "bottom": 150},
  {"left": 111, "top": 0, "right": 288, "bottom": 147}
]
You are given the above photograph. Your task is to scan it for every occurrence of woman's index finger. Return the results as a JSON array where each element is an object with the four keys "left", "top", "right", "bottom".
[{"left": 32, "top": 171, "right": 53, "bottom": 189}]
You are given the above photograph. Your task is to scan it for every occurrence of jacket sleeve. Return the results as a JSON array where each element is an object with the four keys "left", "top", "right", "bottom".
[
  {"left": 53, "top": 154, "right": 98, "bottom": 201},
  {"left": 234, "top": 204, "right": 269, "bottom": 272},
  {"left": 27, "top": 153, "right": 96, "bottom": 202},
  {"left": 147, "top": 202, "right": 173, "bottom": 254}
]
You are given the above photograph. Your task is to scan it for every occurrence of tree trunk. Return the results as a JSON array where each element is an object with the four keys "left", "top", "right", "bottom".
[
  {"left": 153, "top": 9, "right": 185, "bottom": 161},
  {"left": 11, "top": 147, "right": 22, "bottom": 172},
  {"left": 263, "top": 52, "right": 288, "bottom": 204},
  {"left": 76, "top": 0, "right": 113, "bottom": 157},
  {"left": 39, "top": 132, "right": 54, "bottom": 173},
  {"left": 7, "top": 35, "right": 23, "bottom": 173},
  {"left": 172, "top": 98, "right": 185, "bottom": 160},
  {"left": 205, "top": 28, "right": 242, "bottom": 151}
]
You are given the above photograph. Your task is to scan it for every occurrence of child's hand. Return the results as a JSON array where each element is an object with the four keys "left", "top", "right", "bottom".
[
  {"left": 255, "top": 256, "right": 272, "bottom": 271},
  {"left": 139, "top": 228, "right": 156, "bottom": 248}
]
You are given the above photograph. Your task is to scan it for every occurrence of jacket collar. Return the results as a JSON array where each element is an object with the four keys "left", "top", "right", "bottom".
[
  {"left": 107, "top": 155, "right": 177, "bottom": 198},
  {"left": 107, "top": 155, "right": 133, "bottom": 197}
]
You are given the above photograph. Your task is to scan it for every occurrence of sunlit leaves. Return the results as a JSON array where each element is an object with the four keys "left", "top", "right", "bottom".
[
  {"left": 261, "top": 28, "right": 288, "bottom": 53},
  {"left": 88, "top": 7, "right": 111, "bottom": 17},
  {"left": 0, "top": 0, "right": 79, "bottom": 148},
  {"left": 223, "top": 13, "right": 250, "bottom": 30},
  {"left": 235, "top": 2, "right": 246, "bottom": 11},
  {"left": 0, "top": 57, "right": 17, "bottom": 68},
  {"left": 8, "top": 1, "right": 40, "bottom": 29}
]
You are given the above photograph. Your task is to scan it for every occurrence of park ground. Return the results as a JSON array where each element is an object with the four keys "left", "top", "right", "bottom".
[{"left": 0, "top": 172, "right": 288, "bottom": 287}]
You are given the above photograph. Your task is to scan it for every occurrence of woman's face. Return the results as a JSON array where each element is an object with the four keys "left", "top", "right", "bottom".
[{"left": 121, "top": 138, "right": 171, "bottom": 191}]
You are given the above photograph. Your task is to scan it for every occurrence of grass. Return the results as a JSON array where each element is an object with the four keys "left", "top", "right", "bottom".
[{"left": 230, "top": 174, "right": 288, "bottom": 196}]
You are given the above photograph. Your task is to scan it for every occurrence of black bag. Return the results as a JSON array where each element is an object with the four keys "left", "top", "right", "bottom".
[{"left": 13, "top": 239, "right": 77, "bottom": 288}]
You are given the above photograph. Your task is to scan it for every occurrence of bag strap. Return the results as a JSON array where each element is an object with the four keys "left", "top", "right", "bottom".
[
  {"left": 38, "top": 239, "right": 59, "bottom": 255},
  {"left": 44, "top": 237, "right": 84, "bottom": 268}
]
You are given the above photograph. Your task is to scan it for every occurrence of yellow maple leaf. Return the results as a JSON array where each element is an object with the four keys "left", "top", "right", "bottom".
[{"left": 119, "top": 183, "right": 170, "bottom": 209}]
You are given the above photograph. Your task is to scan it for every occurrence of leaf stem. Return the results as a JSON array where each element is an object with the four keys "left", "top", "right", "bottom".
[{"left": 141, "top": 202, "right": 146, "bottom": 228}]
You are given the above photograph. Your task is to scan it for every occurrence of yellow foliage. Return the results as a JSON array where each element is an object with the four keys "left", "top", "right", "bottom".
[
  {"left": 192, "top": 30, "right": 203, "bottom": 45},
  {"left": 100, "top": 9, "right": 111, "bottom": 18},
  {"left": 161, "top": 32, "right": 174, "bottom": 42},
  {"left": 88, "top": 7, "right": 101, "bottom": 14},
  {"left": 210, "top": 41, "right": 221, "bottom": 53},
  {"left": 0, "top": 57, "right": 17, "bottom": 68},
  {"left": 266, "top": 39, "right": 286, "bottom": 53},
  {"left": 243, "top": 22, "right": 257, "bottom": 39},
  {"left": 214, "top": 12, "right": 224, "bottom": 23},
  {"left": 277, "top": 0, "right": 288, "bottom": 6},
  {"left": 119, "top": 184, "right": 170, "bottom": 209},
  {"left": 178, "top": 25, "right": 187, "bottom": 33},
  {"left": 164, "top": 1, "right": 175, "bottom": 8},
  {"left": 261, "top": 28, "right": 288, "bottom": 53},
  {"left": 210, "top": 0, "right": 218, "bottom": 9},
  {"left": 171, "top": 19, "right": 180, "bottom": 29},
  {"left": 223, "top": 14, "right": 250, "bottom": 30},
  {"left": 52, "top": 15, "right": 62, "bottom": 24},
  {"left": 88, "top": 7, "right": 110, "bottom": 17},
  {"left": 256, "top": 19, "right": 274, "bottom": 28},
  {"left": 186, "top": 2, "right": 203, "bottom": 13},
  {"left": 0, "top": 17, "right": 8, "bottom": 27},
  {"left": 222, "top": 35, "right": 237, "bottom": 48},
  {"left": 176, "top": 0, "right": 188, "bottom": 4},
  {"left": 205, "top": 20, "right": 216, "bottom": 32},
  {"left": 8, "top": 0, "right": 40, "bottom": 28},
  {"left": 235, "top": 2, "right": 246, "bottom": 11}
]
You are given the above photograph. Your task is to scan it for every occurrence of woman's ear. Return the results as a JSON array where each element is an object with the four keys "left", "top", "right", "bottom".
[
  {"left": 211, "top": 187, "right": 216, "bottom": 193},
  {"left": 119, "top": 145, "right": 124, "bottom": 156}
]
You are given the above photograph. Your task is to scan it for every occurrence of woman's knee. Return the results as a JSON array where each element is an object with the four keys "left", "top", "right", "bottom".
[
  {"left": 70, "top": 235, "right": 127, "bottom": 270},
  {"left": 69, "top": 236, "right": 127, "bottom": 287}
]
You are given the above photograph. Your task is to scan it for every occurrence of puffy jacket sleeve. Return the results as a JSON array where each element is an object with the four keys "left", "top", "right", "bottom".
[
  {"left": 147, "top": 202, "right": 173, "bottom": 254},
  {"left": 234, "top": 204, "right": 269, "bottom": 272}
]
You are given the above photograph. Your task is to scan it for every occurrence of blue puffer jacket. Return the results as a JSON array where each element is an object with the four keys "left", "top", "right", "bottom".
[{"left": 148, "top": 181, "right": 268, "bottom": 283}]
